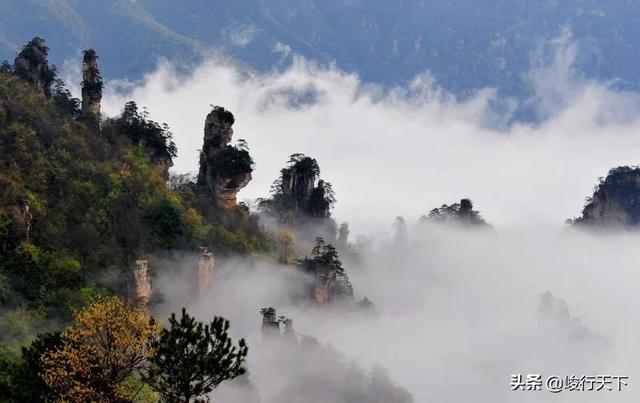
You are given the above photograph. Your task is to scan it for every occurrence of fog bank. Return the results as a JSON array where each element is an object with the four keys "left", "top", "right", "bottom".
[{"left": 151, "top": 225, "right": 640, "bottom": 403}]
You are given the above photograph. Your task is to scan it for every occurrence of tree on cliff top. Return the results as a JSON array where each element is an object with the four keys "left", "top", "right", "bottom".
[
  {"left": 206, "top": 143, "right": 254, "bottom": 177},
  {"left": 286, "top": 153, "right": 320, "bottom": 176},
  {"left": 298, "top": 237, "right": 354, "bottom": 301},
  {"left": 258, "top": 153, "right": 336, "bottom": 221},
  {"left": 81, "top": 49, "right": 103, "bottom": 92},
  {"left": 14, "top": 36, "right": 55, "bottom": 98},
  {"left": 111, "top": 101, "right": 177, "bottom": 160},
  {"left": 570, "top": 165, "right": 640, "bottom": 226},
  {"left": 425, "top": 198, "right": 488, "bottom": 227}
]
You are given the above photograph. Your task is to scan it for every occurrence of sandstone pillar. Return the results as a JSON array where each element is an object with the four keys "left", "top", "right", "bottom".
[
  {"left": 132, "top": 260, "right": 151, "bottom": 306},
  {"left": 197, "top": 247, "right": 215, "bottom": 298}
]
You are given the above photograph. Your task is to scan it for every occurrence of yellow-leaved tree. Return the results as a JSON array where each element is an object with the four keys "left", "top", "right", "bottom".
[
  {"left": 42, "top": 296, "right": 160, "bottom": 402},
  {"left": 277, "top": 229, "right": 296, "bottom": 264}
]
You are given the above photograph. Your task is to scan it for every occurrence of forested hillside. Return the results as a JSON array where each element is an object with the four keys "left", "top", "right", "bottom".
[
  {"left": 0, "top": 37, "right": 270, "bottom": 354},
  {"left": 0, "top": 37, "right": 389, "bottom": 402}
]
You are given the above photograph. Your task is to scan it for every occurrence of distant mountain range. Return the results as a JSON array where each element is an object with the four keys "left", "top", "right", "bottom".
[{"left": 2, "top": 0, "right": 639, "bottom": 100}]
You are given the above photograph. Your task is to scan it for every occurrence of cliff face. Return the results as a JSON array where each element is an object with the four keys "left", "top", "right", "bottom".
[
  {"left": 81, "top": 49, "right": 102, "bottom": 117},
  {"left": 197, "top": 107, "right": 253, "bottom": 209},
  {"left": 148, "top": 147, "right": 174, "bottom": 179},
  {"left": 279, "top": 157, "right": 331, "bottom": 218},
  {"left": 313, "top": 266, "right": 336, "bottom": 305},
  {"left": 259, "top": 154, "right": 336, "bottom": 241},
  {"left": 575, "top": 166, "right": 640, "bottom": 227},
  {"left": 13, "top": 36, "right": 54, "bottom": 98},
  {"left": 260, "top": 307, "right": 281, "bottom": 337},
  {"left": 298, "top": 239, "right": 354, "bottom": 306},
  {"left": 297, "top": 256, "right": 355, "bottom": 307},
  {"left": 281, "top": 163, "right": 315, "bottom": 214}
]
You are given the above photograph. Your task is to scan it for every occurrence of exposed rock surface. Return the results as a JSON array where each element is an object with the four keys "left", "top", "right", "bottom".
[
  {"left": 13, "top": 36, "right": 54, "bottom": 98},
  {"left": 300, "top": 260, "right": 355, "bottom": 307},
  {"left": 11, "top": 200, "right": 33, "bottom": 242},
  {"left": 258, "top": 154, "right": 337, "bottom": 241},
  {"left": 279, "top": 156, "right": 331, "bottom": 218},
  {"left": 131, "top": 259, "right": 152, "bottom": 306},
  {"left": 336, "top": 222, "right": 349, "bottom": 250},
  {"left": 0, "top": 201, "right": 34, "bottom": 254},
  {"left": 197, "top": 247, "right": 215, "bottom": 298},
  {"left": 297, "top": 239, "right": 354, "bottom": 306},
  {"left": 81, "top": 49, "right": 102, "bottom": 117},
  {"left": 260, "top": 307, "right": 296, "bottom": 339},
  {"left": 260, "top": 307, "right": 280, "bottom": 337},
  {"left": 197, "top": 106, "right": 252, "bottom": 209},
  {"left": 573, "top": 166, "right": 640, "bottom": 227},
  {"left": 313, "top": 266, "right": 336, "bottom": 305}
]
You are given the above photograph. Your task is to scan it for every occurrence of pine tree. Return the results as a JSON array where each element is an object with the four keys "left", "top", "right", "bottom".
[{"left": 145, "top": 309, "right": 248, "bottom": 402}]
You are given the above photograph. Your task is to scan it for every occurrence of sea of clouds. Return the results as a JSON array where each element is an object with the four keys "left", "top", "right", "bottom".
[
  {"left": 74, "top": 29, "right": 640, "bottom": 402},
  {"left": 95, "top": 29, "right": 640, "bottom": 237}
]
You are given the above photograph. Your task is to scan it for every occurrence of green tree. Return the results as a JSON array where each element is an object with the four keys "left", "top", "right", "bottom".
[
  {"left": 4, "top": 332, "right": 63, "bottom": 402},
  {"left": 0, "top": 61, "right": 12, "bottom": 74},
  {"left": 145, "top": 309, "right": 248, "bottom": 402},
  {"left": 51, "top": 79, "right": 81, "bottom": 117},
  {"left": 310, "top": 237, "right": 342, "bottom": 269},
  {"left": 298, "top": 237, "right": 354, "bottom": 302},
  {"left": 426, "top": 198, "right": 488, "bottom": 226},
  {"left": 111, "top": 101, "right": 177, "bottom": 160}
]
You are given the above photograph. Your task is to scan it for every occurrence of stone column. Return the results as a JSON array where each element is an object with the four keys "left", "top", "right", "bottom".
[
  {"left": 196, "top": 107, "right": 253, "bottom": 209},
  {"left": 197, "top": 247, "right": 215, "bottom": 299},
  {"left": 132, "top": 260, "right": 151, "bottom": 306},
  {"left": 282, "top": 317, "right": 295, "bottom": 339},
  {"left": 260, "top": 307, "right": 280, "bottom": 337},
  {"left": 314, "top": 268, "right": 335, "bottom": 305},
  {"left": 81, "top": 49, "right": 102, "bottom": 117}
]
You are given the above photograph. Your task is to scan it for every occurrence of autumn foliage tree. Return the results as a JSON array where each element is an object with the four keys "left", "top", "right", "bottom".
[
  {"left": 277, "top": 229, "right": 296, "bottom": 264},
  {"left": 145, "top": 309, "right": 248, "bottom": 402},
  {"left": 42, "top": 296, "right": 159, "bottom": 402}
]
